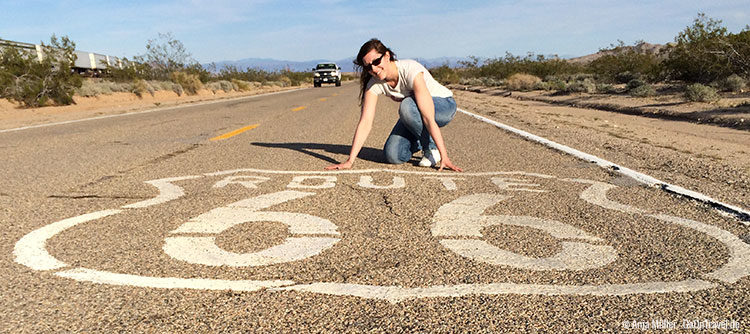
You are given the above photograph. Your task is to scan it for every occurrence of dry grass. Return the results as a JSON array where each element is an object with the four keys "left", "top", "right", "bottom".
[{"left": 505, "top": 73, "right": 542, "bottom": 91}]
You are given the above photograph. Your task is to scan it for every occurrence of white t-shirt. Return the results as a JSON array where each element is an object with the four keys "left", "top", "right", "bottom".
[{"left": 366, "top": 59, "right": 453, "bottom": 99}]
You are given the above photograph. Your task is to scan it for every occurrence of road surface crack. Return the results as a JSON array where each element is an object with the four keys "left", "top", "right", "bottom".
[
  {"left": 48, "top": 194, "right": 149, "bottom": 200},
  {"left": 382, "top": 194, "right": 401, "bottom": 217}
]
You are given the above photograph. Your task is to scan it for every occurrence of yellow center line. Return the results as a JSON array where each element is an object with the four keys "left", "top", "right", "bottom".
[
  {"left": 318, "top": 98, "right": 327, "bottom": 102},
  {"left": 292, "top": 106, "right": 307, "bottom": 112},
  {"left": 332, "top": 93, "right": 339, "bottom": 96},
  {"left": 210, "top": 123, "right": 260, "bottom": 141}
]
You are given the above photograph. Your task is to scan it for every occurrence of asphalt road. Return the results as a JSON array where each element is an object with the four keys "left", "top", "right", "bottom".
[{"left": 2, "top": 83, "right": 748, "bottom": 332}]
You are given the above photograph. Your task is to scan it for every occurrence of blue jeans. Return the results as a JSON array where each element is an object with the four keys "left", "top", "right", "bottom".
[{"left": 384, "top": 96, "right": 457, "bottom": 164}]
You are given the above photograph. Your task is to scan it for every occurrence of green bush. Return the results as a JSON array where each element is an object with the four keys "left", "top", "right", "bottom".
[
  {"left": 430, "top": 64, "right": 460, "bottom": 85},
  {"left": 462, "top": 53, "right": 583, "bottom": 81},
  {"left": 722, "top": 74, "right": 747, "bottom": 92},
  {"left": 0, "top": 35, "right": 82, "bottom": 107},
  {"left": 685, "top": 83, "right": 720, "bottom": 102},
  {"left": 596, "top": 83, "right": 617, "bottom": 94},
  {"left": 587, "top": 42, "right": 662, "bottom": 83},
  {"left": 169, "top": 71, "right": 203, "bottom": 95},
  {"left": 566, "top": 78, "right": 596, "bottom": 93},
  {"left": 615, "top": 71, "right": 640, "bottom": 84},
  {"left": 627, "top": 78, "right": 647, "bottom": 90},
  {"left": 664, "top": 14, "right": 750, "bottom": 83},
  {"left": 629, "top": 84, "right": 656, "bottom": 97}
]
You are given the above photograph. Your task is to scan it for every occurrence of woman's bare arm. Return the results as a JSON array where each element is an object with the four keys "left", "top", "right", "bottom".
[{"left": 325, "top": 90, "right": 379, "bottom": 170}]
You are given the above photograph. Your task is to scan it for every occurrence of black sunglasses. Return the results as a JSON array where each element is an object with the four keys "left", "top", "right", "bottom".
[{"left": 364, "top": 53, "right": 385, "bottom": 72}]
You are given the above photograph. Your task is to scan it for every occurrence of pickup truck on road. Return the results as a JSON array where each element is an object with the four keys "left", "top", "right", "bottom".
[{"left": 313, "top": 62, "right": 341, "bottom": 87}]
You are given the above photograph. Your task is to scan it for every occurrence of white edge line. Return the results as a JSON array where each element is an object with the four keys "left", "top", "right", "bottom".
[
  {"left": 457, "top": 108, "right": 750, "bottom": 224},
  {"left": 0, "top": 87, "right": 308, "bottom": 134}
]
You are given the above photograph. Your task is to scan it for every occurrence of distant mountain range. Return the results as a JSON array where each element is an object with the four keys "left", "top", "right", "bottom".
[
  {"left": 203, "top": 56, "right": 470, "bottom": 73},
  {"left": 203, "top": 44, "right": 665, "bottom": 73}
]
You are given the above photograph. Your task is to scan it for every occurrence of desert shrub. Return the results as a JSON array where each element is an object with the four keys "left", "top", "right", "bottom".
[
  {"left": 76, "top": 79, "right": 106, "bottom": 97},
  {"left": 685, "top": 83, "right": 720, "bottom": 102},
  {"left": 482, "top": 77, "right": 503, "bottom": 86},
  {"left": 461, "top": 53, "right": 583, "bottom": 81},
  {"left": 629, "top": 84, "right": 656, "bottom": 97},
  {"left": 721, "top": 74, "right": 747, "bottom": 92},
  {"left": 534, "top": 81, "right": 552, "bottom": 91},
  {"left": 545, "top": 77, "right": 567, "bottom": 91},
  {"left": 566, "top": 78, "right": 596, "bottom": 93},
  {"left": 664, "top": 14, "right": 750, "bottom": 83},
  {"left": 132, "top": 79, "right": 155, "bottom": 98},
  {"left": 596, "top": 83, "right": 618, "bottom": 94},
  {"left": 568, "top": 73, "right": 595, "bottom": 82},
  {"left": 206, "top": 80, "right": 236, "bottom": 93},
  {"left": 505, "top": 73, "right": 541, "bottom": 91},
  {"left": 146, "top": 80, "right": 171, "bottom": 92},
  {"left": 169, "top": 71, "right": 202, "bottom": 95},
  {"left": 218, "top": 80, "right": 233, "bottom": 92},
  {"left": 615, "top": 71, "right": 640, "bottom": 84},
  {"left": 459, "top": 77, "right": 483, "bottom": 86},
  {"left": 587, "top": 42, "right": 662, "bottom": 83},
  {"left": 205, "top": 81, "right": 222, "bottom": 93},
  {"left": 430, "top": 64, "right": 460, "bottom": 85},
  {"left": 172, "top": 83, "right": 184, "bottom": 96},
  {"left": 279, "top": 69, "right": 312, "bottom": 86},
  {"left": 76, "top": 79, "right": 139, "bottom": 97},
  {"left": 278, "top": 75, "right": 292, "bottom": 87},
  {"left": 231, "top": 79, "right": 252, "bottom": 91},
  {"left": 0, "top": 35, "right": 82, "bottom": 107},
  {"left": 627, "top": 78, "right": 647, "bottom": 90}
]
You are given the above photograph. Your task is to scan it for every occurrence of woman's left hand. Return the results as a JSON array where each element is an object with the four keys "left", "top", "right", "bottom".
[{"left": 439, "top": 157, "right": 463, "bottom": 172}]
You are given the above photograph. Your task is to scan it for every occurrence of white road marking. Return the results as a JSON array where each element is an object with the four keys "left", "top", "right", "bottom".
[
  {"left": 56, "top": 267, "right": 294, "bottom": 291},
  {"left": 286, "top": 176, "right": 337, "bottom": 189},
  {"left": 491, "top": 177, "right": 547, "bottom": 193},
  {"left": 570, "top": 179, "right": 647, "bottom": 214},
  {"left": 274, "top": 279, "right": 717, "bottom": 304},
  {"left": 14, "top": 209, "right": 122, "bottom": 271},
  {"left": 357, "top": 176, "right": 406, "bottom": 189},
  {"left": 652, "top": 214, "right": 750, "bottom": 284},
  {"left": 12, "top": 169, "right": 748, "bottom": 302},
  {"left": 423, "top": 177, "right": 463, "bottom": 191},
  {"left": 573, "top": 179, "right": 750, "bottom": 284},
  {"left": 166, "top": 190, "right": 340, "bottom": 267},
  {"left": 213, "top": 175, "right": 271, "bottom": 189},
  {"left": 122, "top": 176, "right": 202, "bottom": 209},
  {"left": 164, "top": 236, "right": 341, "bottom": 267},
  {"left": 433, "top": 193, "right": 617, "bottom": 270},
  {"left": 458, "top": 108, "right": 750, "bottom": 224}
]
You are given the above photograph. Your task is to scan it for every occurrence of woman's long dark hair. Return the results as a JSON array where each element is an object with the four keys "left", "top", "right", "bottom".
[{"left": 353, "top": 38, "right": 396, "bottom": 105}]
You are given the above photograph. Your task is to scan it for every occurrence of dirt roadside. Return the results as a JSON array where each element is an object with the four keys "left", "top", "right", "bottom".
[
  {"left": 451, "top": 88, "right": 749, "bottom": 219},
  {"left": 0, "top": 84, "right": 310, "bottom": 131}
]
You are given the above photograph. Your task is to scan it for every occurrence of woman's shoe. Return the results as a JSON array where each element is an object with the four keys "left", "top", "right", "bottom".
[{"left": 418, "top": 149, "right": 441, "bottom": 167}]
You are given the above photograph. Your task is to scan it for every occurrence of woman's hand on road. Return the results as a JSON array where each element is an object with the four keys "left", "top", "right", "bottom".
[
  {"left": 439, "top": 157, "right": 463, "bottom": 172},
  {"left": 325, "top": 160, "right": 353, "bottom": 170}
]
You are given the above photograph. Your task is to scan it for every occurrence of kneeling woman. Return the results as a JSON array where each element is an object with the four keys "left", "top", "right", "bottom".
[{"left": 325, "top": 38, "right": 463, "bottom": 172}]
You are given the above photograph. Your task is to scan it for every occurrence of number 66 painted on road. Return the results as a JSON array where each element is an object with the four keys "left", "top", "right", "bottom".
[
  {"left": 13, "top": 169, "right": 750, "bottom": 302},
  {"left": 164, "top": 191, "right": 340, "bottom": 267},
  {"left": 162, "top": 190, "right": 616, "bottom": 271}
]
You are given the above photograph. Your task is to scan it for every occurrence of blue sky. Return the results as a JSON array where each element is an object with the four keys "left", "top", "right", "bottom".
[{"left": 1, "top": 0, "right": 748, "bottom": 63}]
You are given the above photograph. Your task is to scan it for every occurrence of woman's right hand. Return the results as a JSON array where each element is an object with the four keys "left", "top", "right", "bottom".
[{"left": 325, "top": 160, "right": 353, "bottom": 170}]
